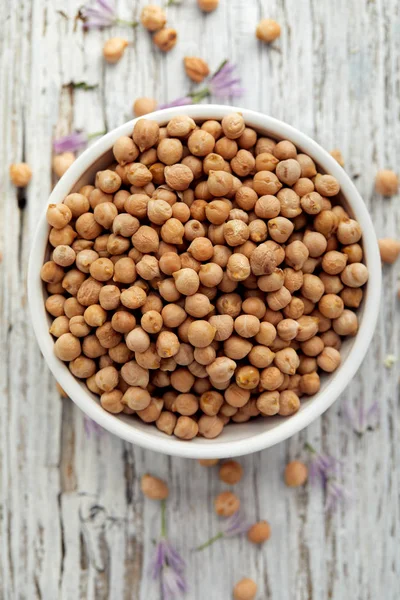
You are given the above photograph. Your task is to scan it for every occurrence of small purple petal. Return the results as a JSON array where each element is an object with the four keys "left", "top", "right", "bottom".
[
  {"left": 164, "top": 540, "right": 185, "bottom": 574},
  {"left": 53, "top": 131, "right": 87, "bottom": 154},
  {"left": 209, "top": 61, "right": 244, "bottom": 99},
  {"left": 80, "top": 0, "right": 116, "bottom": 29},
  {"left": 222, "top": 511, "right": 250, "bottom": 537},
  {"left": 343, "top": 398, "right": 380, "bottom": 435},
  {"left": 149, "top": 540, "right": 167, "bottom": 579},
  {"left": 162, "top": 567, "right": 188, "bottom": 600},
  {"left": 325, "top": 479, "right": 348, "bottom": 512},
  {"left": 158, "top": 97, "right": 193, "bottom": 109}
]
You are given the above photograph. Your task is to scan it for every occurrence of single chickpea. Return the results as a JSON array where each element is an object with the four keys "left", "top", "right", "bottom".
[
  {"left": 241, "top": 297, "right": 266, "bottom": 320},
  {"left": 231, "top": 149, "right": 256, "bottom": 177},
  {"left": 153, "top": 28, "right": 178, "bottom": 52},
  {"left": 278, "top": 390, "right": 300, "bottom": 416},
  {"left": 188, "top": 320, "right": 216, "bottom": 348},
  {"left": 64, "top": 298, "right": 85, "bottom": 318},
  {"left": 337, "top": 218, "right": 362, "bottom": 245},
  {"left": 247, "top": 521, "right": 271, "bottom": 547},
  {"left": 69, "top": 356, "right": 96, "bottom": 379},
  {"left": 164, "top": 164, "right": 194, "bottom": 191},
  {"left": 313, "top": 174, "right": 340, "bottom": 197},
  {"left": 255, "top": 152, "right": 278, "bottom": 172},
  {"left": 285, "top": 241, "right": 309, "bottom": 271},
  {"left": 46, "top": 203, "right": 72, "bottom": 229},
  {"left": 127, "top": 163, "right": 153, "bottom": 188},
  {"left": 198, "top": 264, "right": 223, "bottom": 289},
  {"left": 160, "top": 218, "right": 185, "bottom": 244},
  {"left": 132, "top": 118, "right": 160, "bottom": 152},
  {"left": 159, "top": 252, "right": 181, "bottom": 276},
  {"left": 52, "top": 152, "right": 75, "bottom": 178},
  {"left": 126, "top": 327, "right": 151, "bottom": 353},
  {"left": 268, "top": 216, "right": 294, "bottom": 243},
  {"left": 77, "top": 277, "right": 103, "bottom": 306},
  {"left": 89, "top": 257, "right": 114, "bottom": 282},
  {"left": 156, "top": 411, "right": 177, "bottom": 436},
  {"left": 233, "top": 315, "right": 260, "bottom": 338},
  {"left": 141, "top": 473, "right": 169, "bottom": 500},
  {"left": 277, "top": 319, "right": 299, "bottom": 341},
  {"left": 187, "top": 237, "right": 214, "bottom": 262},
  {"left": 293, "top": 177, "right": 314, "bottom": 196},
  {"left": 101, "top": 390, "right": 124, "bottom": 413},
  {"left": 205, "top": 200, "right": 230, "bottom": 225},
  {"left": 254, "top": 322, "right": 276, "bottom": 348},
  {"left": 83, "top": 304, "right": 107, "bottom": 327},
  {"left": 266, "top": 286, "right": 291, "bottom": 311},
  {"left": 318, "top": 294, "right": 344, "bottom": 319},
  {"left": 98, "top": 285, "right": 120, "bottom": 310},
  {"left": 162, "top": 304, "right": 186, "bottom": 327},
  {"left": 235, "top": 365, "right": 260, "bottom": 390},
  {"left": 173, "top": 416, "right": 199, "bottom": 439},
  {"left": 223, "top": 220, "right": 249, "bottom": 247},
  {"left": 223, "top": 336, "right": 252, "bottom": 360},
  {"left": 54, "top": 333, "right": 81, "bottom": 362},
  {"left": 199, "top": 391, "right": 224, "bottom": 416},
  {"left": 256, "top": 18, "right": 281, "bottom": 43},
  {"left": 322, "top": 250, "right": 348, "bottom": 274},
  {"left": 156, "top": 331, "right": 180, "bottom": 359},
  {"left": 260, "top": 366, "right": 284, "bottom": 391},
  {"left": 256, "top": 390, "right": 279, "bottom": 415},
  {"left": 217, "top": 461, "right": 243, "bottom": 485},
  {"left": 184, "top": 56, "right": 210, "bottom": 83},
  {"left": 300, "top": 191, "right": 323, "bottom": 215},
  {"left": 340, "top": 263, "right": 368, "bottom": 288},
  {"left": 76, "top": 249, "right": 99, "bottom": 276},
  {"left": 248, "top": 345, "right": 275, "bottom": 369},
  {"left": 113, "top": 257, "right": 137, "bottom": 284},
  {"left": 301, "top": 274, "right": 325, "bottom": 303},
  {"left": 167, "top": 115, "right": 196, "bottom": 138},
  {"left": 332, "top": 309, "right": 358, "bottom": 336},
  {"left": 214, "top": 491, "right": 240, "bottom": 517},
  {"left": 103, "top": 38, "right": 128, "bottom": 63},
  {"left": 141, "top": 311, "right": 163, "bottom": 334},
  {"left": 226, "top": 254, "right": 250, "bottom": 282},
  {"left": 135, "top": 343, "right": 162, "bottom": 370},
  {"left": 207, "top": 315, "right": 234, "bottom": 342},
  {"left": 275, "top": 158, "right": 301, "bottom": 186},
  {"left": 113, "top": 137, "right": 140, "bottom": 167},
  {"left": 224, "top": 384, "right": 250, "bottom": 410},
  {"left": 52, "top": 245, "right": 76, "bottom": 267},
  {"left": 207, "top": 170, "right": 234, "bottom": 197},
  {"left": 121, "top": 361, "right": 149, "bottom": 388},
  {"left": 313, "top": 210, "right": 339, "bottom": 237},
  {"left": 174, "top": 344, "right": 194, "bottom": 366},
  {"left": 111, "top": 311, "right": 136, "bottom": 334},
  {"left": 49, "top": 316, "right": 70, "bottom": 338},
  {"left": 216, "top": 293, "right": 242, "bottom": 317},
  {"left": 340, "top": 287, "right": 363, "bottom": 308},
  {"left": 284, "top": 461, "right": 308, "bottom": 486},
  {"left": 61, "top": 270, "right": 86, "bottom": 296},
  {"left": 273, "top": 347, "right": 300, "bottom": 375},
  {"left": 342, "top": 243, "right": 363, "bottom": 264},
  {"left": 302, "top": 231, "right": 327, "bottom": 258},
  {"left": 375, "top": 169, "right": 399, "bottom": 196},
  {"left": 378, "top": 238, "right": 400, "bottom": 264},
  {"left": 82, "top": 334, "right": 107, "bottom": 358},
  {"left": 253, "top": 171, "right": 282, "bottom": 196},
  {"left": 319, "top": 273, "right": 343, "bottom": 294},
  {"left": 300, "top": 372, "right": 320, "bottom": 395},
  {"left": 300, "top": 334, "right": 324, "bottom": 357},
  {"left": 158, "top": 278, "right": 181, "bottom": 302},
  {"left": 317, "top": 346, "right": 341, "bottom": 372},
  {"left": 49, "top": 224, "right": 77, "bottom": 248},
  {"left": 173, "top": 268, "right": 200, "bottom": 296},
  {"left": 197, "top": 0, "right": 219, "bottom": 10},
  {"left": 198, "top": 415, "right": 224, "bottom": 438},
  {"left": 194, "top": 345, "right": 216, "bottom": 366},
  {"left": 9, "top": 162, "right": 32, "bottom": 186},
  {"left": 235, "top": 187, "right": 258, "bottom": 212},
  {"left": 185, "top": 294, "right": 213, "bottom": 318}
]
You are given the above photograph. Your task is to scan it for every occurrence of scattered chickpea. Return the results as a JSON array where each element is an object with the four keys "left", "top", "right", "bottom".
[
  {"left": 219, "top": 460, "right": 243, "bottom": 484},
  {"left": 214, "top": 491, "right": 240, "bottom": 517},
  {"left": 197, "top": 0, "right": 219, "bottom": 11},
  {"left": 9, "top": 162, "right": 32, "bottom": 187},
  {"left": 153, "top": 28, "right": 178, "bottom": 52},
  {"left": 141, "top": 474, "right": 168, "bottom": 500},
  {"left": 256, "top": 18, "right": 281, "bottom": 43},
  {"left": 284, "top": 460, "right": 308, "bottom": 487},
  {"left": 103, "top": 38, "right": 128, "bottom": 63},
  {"left": 375, "top": 169, "right": 399, "bottom": 196},
  {"left": 233, "top": 578, "right": 258, "bottom": 600},
  {"left": 378, "top": 238, "right": 400, "bottom": 264},
  {"left": 247, "top": 521, "right": 271, "bottom": 544}
]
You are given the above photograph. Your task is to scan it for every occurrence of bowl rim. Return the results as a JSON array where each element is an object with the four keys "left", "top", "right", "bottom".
[{"left": 28, "top": 104, "right": 382, "bottom": 458}]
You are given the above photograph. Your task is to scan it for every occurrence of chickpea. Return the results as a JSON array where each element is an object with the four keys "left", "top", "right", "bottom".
[
  {"left": 285, "top": 241, "right": 309, "bottom": 271},
  {"left": 113, "top": 136, "right": 139, "bottom": 165},
  {"left": 173, "top": 416, "right": 199, "bottom": 440},
  {"left": 199, "top": 391, "right": 224, "bottom": 416},
  {"left": 62, "top": 270, "right": 86, "bottom": 296},
  {"left": 214, "top": 491, "right": 240, "bottom": 516},
  {"left": 52, "top": 152, "right": 75, "bottom": 178},
  {"left": 256, "top": 17, "right": 281, "bottom": 43},
  {"left": 333, "top": 309, "right": 358, "bottom": 336},
  {"left": 100, "top": 389, "right": 124, "bottom": 413},
  {"left": 111, "top": 311, "right": 136, "bottom": 334},
  {"left": 46, "top": 203, "right": 72, "bottom": 229},
  {"left": 197, "top": 0, "right": 219, "bottom": 12},
  {"left": 235, "top": 365, "right": 260, "bottom": 390},
  {"left": 156, "top": 411, "right": 177, "bottom": 436},
  {"left": 317, "top": 346, "right": 341, "bottom": 372},
  {"left": 159, "top": 252, "right": 181, "bottom": 276},
  {"left": 341, "top": 287, "right": 363, "bottom": 308},
  {"left": 300, "top": 372, "right": 320, "bottom": 395},
  {"left": 255, "top": 322, "right": 276, "bottom": 347},
  {"left": 378, "top": 238, "right": 400, "bottom": 264},
  {"left": 120, "top": 361, "right": 149, "bottom": 388},
  {"left": 161, "top": 218, "right": 185, "bottom": 244},
  {"left": 64, "top": 298, "right": 85, "bottom": 318},
  {"left": 322, "top": 250, "right": 348, "bottom": 274},
  {"left": 375, "top": 169, "right": 399, "bottom": 196},
  {"left": 173, "top": 268, "right": 199, "bottom": 296},
  {"left": 266, "top": 286, "right": 291, "bottom": 311},
  {"left": 49, "top": 224, "right": 77, "bottom": 248},
  {"left": 9, "top": 162, "right": 32, "bottom": 186},
  {"left": 49, "top": 315, "right": 70, "bottom": 337},
  {"left": 273, "top": 347, "right": 299, "bottom": 375},
  {"left": 207, "top": 170, "right": 234, "bottom": 197},
  {"left": 153, "top": 27, "right": 178, "bottom": 52},
  {"left": 256, "top": 390, "right": 279, "bottom": 415},
  {"left": 260, "top": 366, "right": 284, "bottom": 391},
  {"left": 268, "top": 216, "right": 294, "bottom": 243},
  {"left": 278, "top": 390, "right": 300, "bottom": 416},
  {"left": 284, "top": 461, "right": 308, "bottom": 486},
  {"left": 300, "top": 192, "right": 323, "bottom": 215},
  {"left": 318, "top": 294, "right": 344, "bottom": 319}
]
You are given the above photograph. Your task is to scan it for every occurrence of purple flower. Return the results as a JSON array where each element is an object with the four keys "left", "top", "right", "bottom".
[
  {"left": 149, "top": 501, "right": 187, "bottom": 599},
  {"left": 342, "top": 399, "right": 379, "bottom": 435},
  {"left": 209, "top": 60, "right": 245, "bottom": 98},
  {"left": 79, "top": 0, "right": 117, "bottom": 29},
  {"left": 53, "top": 130, "right": 106, "bottom": 154},
  {"left": 79, "top": 0, "right": 138, "bottom": 30},
  {"left": 305, "top": 443, "right": 348, "bottom": 512},
  {"left": 195, "top": 511, "right": 249, "bottom": 551},
  {"left": 84, "top": 415, "right": 104, "bottom": 438}
]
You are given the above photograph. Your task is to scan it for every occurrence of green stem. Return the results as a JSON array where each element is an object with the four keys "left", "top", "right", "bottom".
[
  {"left": 87, "top": 130, "right": 107, "bottom": 140},
  {"left": 304, "top": 442, "right": 316, "bottom": 454},
  {"left": 116, "top": 19, "right": 139, "bottom": 27},
  {"left": 161, "top": 499, "right": 167, "bottom": 538},
  {"left": 189, "top": 87, "right": 211, "bottom": 104},
  {"left": 195, "top": 531, "right": 224, "bottom": 551},
  {"left": 212, "top": 58, "right": 228, "bottom": 78}
]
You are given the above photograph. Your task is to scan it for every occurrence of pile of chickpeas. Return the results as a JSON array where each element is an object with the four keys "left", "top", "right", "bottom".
[{"left": 41, "top": 113, "right": 369, "bottom": 441}]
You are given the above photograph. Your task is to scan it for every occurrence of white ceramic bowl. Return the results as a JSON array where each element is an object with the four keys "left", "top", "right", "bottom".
[{"left": 28, "top": 105, "right": 381, "bottom": 459}]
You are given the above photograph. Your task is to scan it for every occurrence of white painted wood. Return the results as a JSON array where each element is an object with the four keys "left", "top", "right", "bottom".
[{"left": 1, "top": 0, "right": 399, "bottom": 598}]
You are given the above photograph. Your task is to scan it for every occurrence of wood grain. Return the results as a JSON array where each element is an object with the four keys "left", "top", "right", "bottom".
[{"left": 0, "top": 0, "right": 399, "bottom": 598}]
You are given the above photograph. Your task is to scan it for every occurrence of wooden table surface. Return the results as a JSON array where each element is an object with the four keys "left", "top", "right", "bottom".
[{"left": 1, "top": 0, "right": 399, "bottom": 598}]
